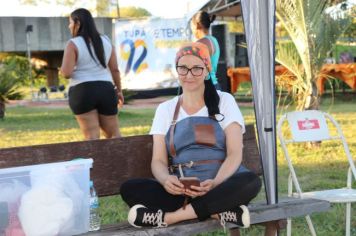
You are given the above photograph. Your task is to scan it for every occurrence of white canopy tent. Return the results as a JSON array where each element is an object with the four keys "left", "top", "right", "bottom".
[
  {"left": 240, "top": 0, "right": 277, "bottom": 205},
  {"left": 200, "top": 0, "right": 278, "bottom": 205}
]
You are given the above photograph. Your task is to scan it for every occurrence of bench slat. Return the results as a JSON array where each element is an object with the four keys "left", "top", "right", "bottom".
[
  {"left": 0, "top": 135, "right": 153, "bottom": 196},
  {"left": 84, "top": 198, "right": 330, "bottom": 236},
  {"left": 249, "top": 198, "right": 330, "bottom": 224},
  {"left": 0, "top": 124, "right": 262, "bottom": 196}
]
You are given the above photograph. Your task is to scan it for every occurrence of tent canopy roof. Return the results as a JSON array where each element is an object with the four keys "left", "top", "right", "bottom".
[{"left": 200, "top": 0, "right": 242, "bottom": 18}]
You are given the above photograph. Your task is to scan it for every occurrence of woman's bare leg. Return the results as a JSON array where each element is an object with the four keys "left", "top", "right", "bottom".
[
  {"left": 98, "top": 114, "right": 121, "bottom": 138},
  {"left": 164, "top": 204, "right": 197, "bottom": 225},
  {"left": 75, "top": 110, "right": 100, "bottom": 140}
]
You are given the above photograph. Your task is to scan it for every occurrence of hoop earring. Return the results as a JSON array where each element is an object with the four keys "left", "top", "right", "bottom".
[{"left": 215, "top": 113, "right": 225, "bottom": 122}]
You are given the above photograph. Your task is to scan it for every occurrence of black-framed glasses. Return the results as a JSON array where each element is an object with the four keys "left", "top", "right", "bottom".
[{"left": 176, "top": 66, "right": 204, "bottom": 76}]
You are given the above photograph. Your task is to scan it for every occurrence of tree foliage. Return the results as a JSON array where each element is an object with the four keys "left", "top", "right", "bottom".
[
  {"left": 119, "top": 6, "right": 151, "bottom": 18},
  {"left": 95, "top": 0, "right": 111, "bottom": 17},
  {"left": 1, "top": 56, "right": 33, "bottom": 85},
  {"left": 0, "top": 58, "right": 24, "bottom": 118},
  {"left": 0, "top": 57, "right": 25, "bottom": 118},
  {"left": 20, "top": 0, "right": 49, "bottom": 4},
  {"left": 20, "top": 0, "right": 152, "bottom": 18},
  {"left": 20, "top": 0, "right": 112, "bottom": 16},
  {"left": 275, "top": 0, "right": 354, "bottom": 110},
  {"left": 342, "top": 19, "right": 356, "bottom": 39}
]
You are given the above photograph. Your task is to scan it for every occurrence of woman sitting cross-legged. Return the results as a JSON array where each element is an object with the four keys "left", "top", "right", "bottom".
[{"left": 120, "top": 42, "right": 262, "bottom": 230}]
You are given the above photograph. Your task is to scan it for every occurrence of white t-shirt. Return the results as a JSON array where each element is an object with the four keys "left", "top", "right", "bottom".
[{"left": 150, "top": 91, "right": 245, "bottom": 135}]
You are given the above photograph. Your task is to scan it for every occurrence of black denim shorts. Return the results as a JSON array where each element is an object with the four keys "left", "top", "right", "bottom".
[{"left": 68, "top": 81, "right": 118, "bottom": 115}]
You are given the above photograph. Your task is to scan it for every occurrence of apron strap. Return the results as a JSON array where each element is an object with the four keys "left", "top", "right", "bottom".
[{"left": 169, "top": 96, "right": 181, "bottom": 157}]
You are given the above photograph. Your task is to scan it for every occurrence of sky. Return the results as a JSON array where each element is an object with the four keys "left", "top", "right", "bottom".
[
  {"left": 119, "top": 0, "right": 208, "bottom": 18},
  {"left": 0, "top": 0, "right": 354, "bottom": 18},
  {"left": 0, "top": 0, "right": 208, "bottom": 18}
]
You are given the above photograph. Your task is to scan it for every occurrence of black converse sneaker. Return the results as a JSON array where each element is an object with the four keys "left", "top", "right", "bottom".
[
  {"left": 128, "top": 204, "right": 168, "bottom": 228},
  {"left": 219, "top": 205, "right": 250, "bottom": 230}
]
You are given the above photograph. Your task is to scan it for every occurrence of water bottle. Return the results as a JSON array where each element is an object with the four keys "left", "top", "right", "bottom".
[{"left": 89, "top": 181, "right": 101, "bottom": 231}]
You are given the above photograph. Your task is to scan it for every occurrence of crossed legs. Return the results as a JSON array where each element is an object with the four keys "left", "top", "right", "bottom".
[{"left": 120, "top": 172, "right": 262, "bottom": 225}]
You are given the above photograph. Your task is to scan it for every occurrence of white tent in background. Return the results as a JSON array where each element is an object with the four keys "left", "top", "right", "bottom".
[
  {"left": 200, "top": 0, "right": 278, "bottom": 205},
  {"left": 240, "top": 0, "right": 277, "bottom": 205}
]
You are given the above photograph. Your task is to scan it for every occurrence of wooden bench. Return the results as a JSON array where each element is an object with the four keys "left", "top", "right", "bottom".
[{"left": 0, "top": 124, "right": 330, "bottom": 236}]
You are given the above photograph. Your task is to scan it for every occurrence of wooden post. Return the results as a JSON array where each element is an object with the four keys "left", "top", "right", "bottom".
[
  {"left": 263, "top": 220, "right": 287, "bottom": 236},
  {"left": 229, "top": 228, "right": 241, "bottom": 236}
]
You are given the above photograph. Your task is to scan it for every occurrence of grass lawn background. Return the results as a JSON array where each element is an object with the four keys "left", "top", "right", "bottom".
[{"left": 0, "top": 94, "right": 355, "bottom": 235}]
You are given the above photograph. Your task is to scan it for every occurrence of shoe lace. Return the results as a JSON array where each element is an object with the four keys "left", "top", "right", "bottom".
[
  {"left": 142, "top": 210, "right": 167, "bottom": 228},
  {"left": 219, "top": 211, "right": 237, "bottom": 231}
]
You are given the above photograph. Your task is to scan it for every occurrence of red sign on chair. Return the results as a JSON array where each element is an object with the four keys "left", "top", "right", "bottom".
[{"left": 297, "top": 119, "right": 320, "bottom": 130}]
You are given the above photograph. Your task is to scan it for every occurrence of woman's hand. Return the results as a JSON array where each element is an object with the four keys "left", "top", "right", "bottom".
[
  {"left": 117, "top": 91, "right": 124, "bottom": 108},
  {"left": 163, "top": 175, "right": 185, "bottom": 195},
  {"left": 185, "top": 179, "right": 216, "bottom": 197}
]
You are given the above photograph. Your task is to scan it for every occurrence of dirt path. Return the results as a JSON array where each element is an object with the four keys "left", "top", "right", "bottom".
[
  {"left": 7, "top": 97, "right": 171, "bottom": 109},
  {"left": 8, "top": 96, "right": 252, "bottom": 109}
]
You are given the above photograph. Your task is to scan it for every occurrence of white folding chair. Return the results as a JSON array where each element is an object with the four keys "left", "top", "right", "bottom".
[{"left": 277, "top": 110, "right": 356, "bottom": 236}]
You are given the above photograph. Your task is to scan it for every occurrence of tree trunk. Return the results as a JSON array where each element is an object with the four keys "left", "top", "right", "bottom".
[
  {"left": 0, "top": 101, "right": 5, "bottom": 119},
  {"left": 304, "top": 79, "right": 322, "bottom": 148},
  {"left": 304, "top": 80, "right": 320, "bottom": 110}
]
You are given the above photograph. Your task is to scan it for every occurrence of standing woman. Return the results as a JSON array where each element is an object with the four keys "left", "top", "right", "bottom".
[
  {"left": 191, "top": 11, "right": 221, "bottom": 90},
  {"left": 61, "top": 8, "right": 124, "bottom": 140}
]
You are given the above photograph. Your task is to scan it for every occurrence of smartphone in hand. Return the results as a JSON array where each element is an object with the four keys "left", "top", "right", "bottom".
[{"left": 179, "top": 177, "right": 200, "bottom": 191}]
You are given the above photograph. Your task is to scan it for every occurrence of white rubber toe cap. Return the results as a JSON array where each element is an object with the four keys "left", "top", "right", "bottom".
[{"left": 128, "top": 204, "right": 146, "bottom": 228}]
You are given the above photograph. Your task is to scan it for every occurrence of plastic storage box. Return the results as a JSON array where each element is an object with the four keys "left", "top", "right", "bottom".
[{"left": 0, "top": 158, "right": 93, "bottom": 236}]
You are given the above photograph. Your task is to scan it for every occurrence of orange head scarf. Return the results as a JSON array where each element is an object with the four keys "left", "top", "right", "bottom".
[{"left": 175, "top": 42, "right": 212, "bottom": 72}]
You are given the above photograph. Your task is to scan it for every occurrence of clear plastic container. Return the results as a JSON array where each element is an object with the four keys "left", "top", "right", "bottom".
[{"left": 0, "top": 159, "right": 92, "bottom": 236}]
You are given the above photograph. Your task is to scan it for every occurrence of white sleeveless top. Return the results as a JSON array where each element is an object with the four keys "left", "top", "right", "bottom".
[{"left": 69, "top": 35, "right": 113, "bottom": 87}]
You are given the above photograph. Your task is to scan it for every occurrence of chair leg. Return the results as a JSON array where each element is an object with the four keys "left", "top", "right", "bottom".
[
  {"left": 305, "top": 215, "right": 317, "bottom": 236},
  {"left": 346, "top": 202, "right": 351, "bottom": 236},
  {"left": 287, "top": 218, "right": 292, "bottom": 236},
  {"left": 287, "top": 174, "right": 293, "bottom": 236}
]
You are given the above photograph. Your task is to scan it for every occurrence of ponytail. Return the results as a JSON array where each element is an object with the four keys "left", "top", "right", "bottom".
[
  {"left": 210, "top": 14, "right": 216, "bottom": 24},
  {"left": 204, "top": 78, "right": 220, "bottom": 117},
  {"left": 71, "top": 8, "right": 106, "bottom": 68},
  {"left": 192, "top": 11, "right": 216, "bottom": 30}
]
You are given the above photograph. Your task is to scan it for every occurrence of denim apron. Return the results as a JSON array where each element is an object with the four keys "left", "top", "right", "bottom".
[{"left": 165, "top": 97, "right": 248, "bottom": 181}]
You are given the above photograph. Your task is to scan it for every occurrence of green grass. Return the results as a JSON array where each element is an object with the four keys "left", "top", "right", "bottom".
[
  {"left": 0, "top": 107, "right": 154, "bottom": 147},
  {"left": 1, "top": 98, "right": 356, "bottom": 235}
]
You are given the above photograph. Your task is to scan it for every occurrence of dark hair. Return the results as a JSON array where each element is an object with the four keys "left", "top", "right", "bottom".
[
  {"left": 192, "top": 11, "right": 216, "bottom": 30},
  {"left": 204, "top": 77, "right": 220, "bottom": 117},
  {"left": 70, "top": 8, "right": 106, "bottom": 68}
]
